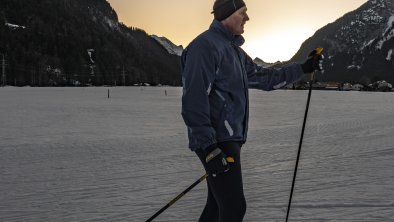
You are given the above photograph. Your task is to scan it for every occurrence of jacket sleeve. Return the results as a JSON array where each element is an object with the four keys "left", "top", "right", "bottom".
[
  {"left": 181, "top": 38, "right": 217, "bottom": 151},
  {"left": 243, "top": 51, "right": 305, "bottom": 91}
]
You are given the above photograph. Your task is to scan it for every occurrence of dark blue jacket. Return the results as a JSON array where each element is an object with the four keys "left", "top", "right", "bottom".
[{"left": 181, "top": 20, "right": 304, "bottom": 152}]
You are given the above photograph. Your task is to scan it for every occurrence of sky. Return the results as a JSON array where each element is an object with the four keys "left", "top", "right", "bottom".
[{"left": 107, "top": 0, "right": 368, "bottom": 63}]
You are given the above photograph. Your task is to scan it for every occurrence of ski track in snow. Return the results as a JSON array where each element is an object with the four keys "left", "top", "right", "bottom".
[{"left": 0, "top": 87, "right": 394, "bottom": 221}]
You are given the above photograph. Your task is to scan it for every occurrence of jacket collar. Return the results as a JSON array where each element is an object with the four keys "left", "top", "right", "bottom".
[{"left": 210, "top": 20, "right": 245, "bottom": 47}]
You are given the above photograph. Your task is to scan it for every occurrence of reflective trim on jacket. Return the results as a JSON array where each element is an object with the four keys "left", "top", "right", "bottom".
[{"left": 181, "top": 20, "right": 304, "bottom": 151}]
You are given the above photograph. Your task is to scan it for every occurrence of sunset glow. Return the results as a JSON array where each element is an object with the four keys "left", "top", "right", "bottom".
[{"left": 108, "top": 0, "right": 367, "bottom": 62}]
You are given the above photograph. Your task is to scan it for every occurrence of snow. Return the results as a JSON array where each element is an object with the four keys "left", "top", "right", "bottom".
[
  {"left": 376, "top": 16, "right": 394, "bottom": 50},
  {"left": 371, "top": 0, "right": 387, "bottom": 9},
  {"left": 5, "top": 22, "right": 26, "bottom": 29},
  {"left": 104, "top": 16, "right": 118, "bottom": 30},
  {"left": 384, "top": 15, "right": 394, "bottom": 34},
  {"left": 387, "top": 49, "right": 393, "bottom": 60},
  {"left": 362, "top": 39, "right": 375, "bottom": 50},
  {"left": 376, "top": 28, "right": 394, "bottom": 49},
  {"left": 1, "top": 87, "right": 394, "bottom": 221},
  {"left": 151, "top": 35, "right": 183, "bottom": 56},
  {"left": 347, "top": 65, "right": 361, "bottom": 70},
  {"left": 388, "top": 15, "right": 394, "bottom": 27},
  {"left": 361, "top": 8, "right": 384, "bottom": 24},
  {"left": 87, "top": 49, "right": 95, "bottom": 63}
]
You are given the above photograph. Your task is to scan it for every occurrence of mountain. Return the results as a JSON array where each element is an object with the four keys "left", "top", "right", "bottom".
[
  {"left": 151, "top": 35, "right": 183, "bottom": 56},
  {"left": 253, "top": 57, "right": 282, "bottom": 68},
  {"left": 291, "top": 0, "right": 394, "bottom": 84},
  {"left": 0, "top": 0, "right": 181, "bottom": 86}
]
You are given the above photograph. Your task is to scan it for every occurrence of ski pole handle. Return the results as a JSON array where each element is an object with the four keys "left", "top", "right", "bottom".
[
  {"left": 315, "top": 47, "right": 323, "bottom": 55},
  {"left": 310, "top": 47, "right": 324, "bottom": 81}
]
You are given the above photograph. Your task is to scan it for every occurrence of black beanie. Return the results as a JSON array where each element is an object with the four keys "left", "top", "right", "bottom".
[{"left": 212, "top": 0, "right": 246, "bottom": 21}]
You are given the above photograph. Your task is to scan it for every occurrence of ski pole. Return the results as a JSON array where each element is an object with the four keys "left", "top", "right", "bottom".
[
  {"left": 145, "top": 173, "right": 208, "bottom": 222},
  {"left": 145, "top": 156, "right": 235, "bottom": 222},
  {"left": 285, "top": 48, "right": 323, "bottom": 222}
]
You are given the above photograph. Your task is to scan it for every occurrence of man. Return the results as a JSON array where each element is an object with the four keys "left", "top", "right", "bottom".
[{"left": 181, "top": 0, "right": 323, "bottom": 221}]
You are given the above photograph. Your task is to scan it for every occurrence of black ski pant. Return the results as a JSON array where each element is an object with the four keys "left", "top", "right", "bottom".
[{"left": 195, "top": 141, "right": 246, "bottom": 222}]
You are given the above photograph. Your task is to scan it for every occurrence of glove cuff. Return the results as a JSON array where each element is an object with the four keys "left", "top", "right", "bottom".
[{"left": 202, "top": 143, "right": 216, "bottom": 153}]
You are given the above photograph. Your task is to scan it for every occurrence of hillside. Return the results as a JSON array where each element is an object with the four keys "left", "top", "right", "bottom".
[
  {"left": 291, "top": 0, "right": 394, "bottom": 84},
  {"left": 0, "top": 0, "right": 181, "bottom": 86}
]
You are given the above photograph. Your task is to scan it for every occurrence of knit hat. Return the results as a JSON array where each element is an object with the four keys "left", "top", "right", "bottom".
[{"left": 212, "top": 0, "right": 246, "bottom": 21}]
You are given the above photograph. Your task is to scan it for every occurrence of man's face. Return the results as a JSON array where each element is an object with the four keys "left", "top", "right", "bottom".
[{"left": 222, "top": 6, "right": 249, "bottom": 35}]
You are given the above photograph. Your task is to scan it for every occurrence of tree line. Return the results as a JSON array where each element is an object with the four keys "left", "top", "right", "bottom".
[{"left": 0, "top": 0, "right": 181, "bottom": 87}]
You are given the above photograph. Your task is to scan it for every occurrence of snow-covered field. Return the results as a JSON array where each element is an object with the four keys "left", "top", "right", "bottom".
[{"left": 1, "top": 87, "right": 393, "bottom": 222}]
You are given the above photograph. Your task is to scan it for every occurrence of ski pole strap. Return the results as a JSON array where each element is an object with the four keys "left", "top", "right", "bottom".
[{"left": 310, "top": 72, "right": 315, "bottom": 81}]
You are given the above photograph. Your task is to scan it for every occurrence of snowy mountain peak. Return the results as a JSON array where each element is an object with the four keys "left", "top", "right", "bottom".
[
  {"left": 327, "top": 0, "right": 394, "bottom": 53},
  {"left": 5, "top": 22, "right": 26, "bottom": 29},
  {"left": 385, "top": 15, "right": 394, "bottom": 32},
  {"left": 291, "top": 0, "right": 394, "bottom": 83},
  {"left": 151, "top": 35, "right": 183, "bottom": 56},
  {"left": 253, "top": 57, "right": 281, "bottom": 67}
]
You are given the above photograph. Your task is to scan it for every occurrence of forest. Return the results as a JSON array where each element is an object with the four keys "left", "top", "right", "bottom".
[{"left": 0, "top": 0, "right": 181, "bottom": 86}]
